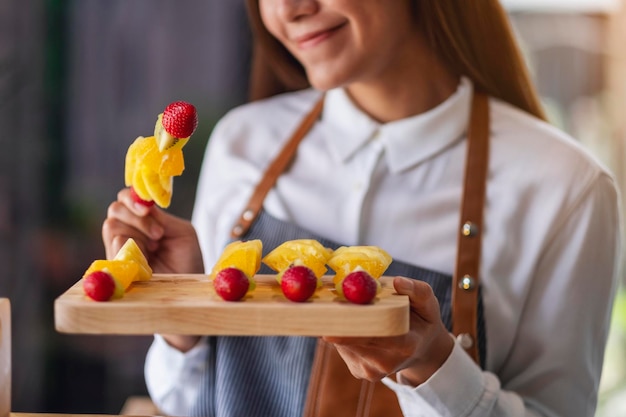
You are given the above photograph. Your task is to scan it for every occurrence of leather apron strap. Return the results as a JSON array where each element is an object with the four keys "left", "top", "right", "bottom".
[{"left": 452, "top": 91, "right": 489, "bottom": 363}]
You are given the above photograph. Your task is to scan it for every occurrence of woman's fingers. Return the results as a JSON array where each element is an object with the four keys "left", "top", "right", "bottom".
[
  {"left": 102, "top": 216, "right": 155, "bottom": 258},
  {"left": 106, "top": 201, "right": 163, "bottom": 240},
  {"left": 116, "top": 188, "right": 152, "bottom": 217},
  {"left": 115, "top": 189, "right": 164, "bottom": 238},
  {"left": 102, "top": 189, "right": 163, "bottom": 259}
]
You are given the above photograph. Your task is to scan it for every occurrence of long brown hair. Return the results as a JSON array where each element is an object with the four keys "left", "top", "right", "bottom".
[{"left": 245, "top": 0, "right": 546, "bottom": 121}]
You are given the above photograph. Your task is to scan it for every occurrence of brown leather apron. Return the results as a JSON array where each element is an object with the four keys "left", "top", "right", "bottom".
[{"left": 229, "top": 90, "right": 490, "bottom": 417}]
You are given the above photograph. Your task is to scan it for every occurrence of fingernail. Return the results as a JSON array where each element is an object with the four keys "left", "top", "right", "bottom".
[
  {"left": 134, "top": 202, "right": 149, "bottom": 214},
  {"left": 150, "top": 224, "right": 164, "bottom": 239},
  {"left": 394, "top": 277, "right": 414, "bottom": 294}
]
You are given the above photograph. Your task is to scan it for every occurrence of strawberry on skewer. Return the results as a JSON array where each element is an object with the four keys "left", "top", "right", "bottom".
[{"left": 156, "top": 101, "right": 199, "bottom": 151}]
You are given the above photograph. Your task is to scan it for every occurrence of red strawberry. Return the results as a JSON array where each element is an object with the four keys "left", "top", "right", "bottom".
[
  {"left": 83, "top": 270, "right": 116, "bottom": 301},
  {"left": 130, "top": 186, "right": 155, "bottom": 207},
  {"left": 161, "top": 101, "right": 198, "bottom": 138},
  {"left": 281, "top": 265, "right": 317, "bottom": 302},
  {"left": 342, "top": 271, "right": 377, "bottom": 304},
  {"left": 214, "top": 267, "right": 250, "bottom": 301}
]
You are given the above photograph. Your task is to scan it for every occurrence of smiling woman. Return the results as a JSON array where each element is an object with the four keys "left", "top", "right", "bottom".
[{"left": 101, "top": 1, "right": 622, "bottom": 416}]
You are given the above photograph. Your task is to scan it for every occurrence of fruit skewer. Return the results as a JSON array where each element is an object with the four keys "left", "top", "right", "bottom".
[
  {"left": 209, "top": 240, "right": 263, "bottom": 301},
  {"left": 262, "top": 239, "right": 333, "bottom": 302},
  {"left": 82, "top": 238, "right": 152, "bottom": 301},
  {"left": 125, "top": 101, "right": 198, "bottom": 208},
  {"left": 327, "top": 246, "right": 393, "bottom": 304}
]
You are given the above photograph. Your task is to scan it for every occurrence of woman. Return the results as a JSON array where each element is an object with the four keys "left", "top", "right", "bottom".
[{"left": 103, "top": 1, "right": 622, "bottom": 416}]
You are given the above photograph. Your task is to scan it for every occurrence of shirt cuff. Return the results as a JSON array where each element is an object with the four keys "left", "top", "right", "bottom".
[
  {"left": 383, "top": 341, "right": 485, "bottom": 416},
  {"left": 144, "top": 334, "right": 210, "bottom": 415}
]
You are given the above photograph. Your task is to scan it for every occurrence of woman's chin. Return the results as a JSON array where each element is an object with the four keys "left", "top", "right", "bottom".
[{"left": 305, "top": 70, "right": 349, "bottom": 92}]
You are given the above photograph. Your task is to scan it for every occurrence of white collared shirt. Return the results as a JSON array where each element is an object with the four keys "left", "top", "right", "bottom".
[{"left": 145, "top": 78, "right": 623, "bottom": 416}]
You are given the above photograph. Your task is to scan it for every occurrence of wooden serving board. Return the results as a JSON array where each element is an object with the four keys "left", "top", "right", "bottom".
[{"left": 54, "top": 274, "right": 409, "bottom": 337}]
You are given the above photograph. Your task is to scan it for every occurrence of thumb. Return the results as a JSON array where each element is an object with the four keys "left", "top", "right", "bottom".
[
  {"left": 394, "top": 276, "right": 415, "bottom": 295},
  {"left": 393, "top": 277, "right": 440, "bottom": 323},
  {"left": 150, "top": 206, "right": 196, "bottom": 239},
  {"left": 149, "top": 206, "right": 178, "bottom": 232}
]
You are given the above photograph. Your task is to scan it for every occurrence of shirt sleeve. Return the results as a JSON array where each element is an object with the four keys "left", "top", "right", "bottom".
[
  {"left": 144, "top": 335, "right": 210, "bottom": 416},
  {"left": 383, "top": 342, "right": 527, "bottom": 416},
  {"left": 385, "top": 172, "right": 623, "bottom": 417}
]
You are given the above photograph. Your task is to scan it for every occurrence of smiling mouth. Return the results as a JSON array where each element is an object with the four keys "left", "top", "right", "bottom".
[{"left": 294, "top": 23, "right": 346, "bottom": 49}]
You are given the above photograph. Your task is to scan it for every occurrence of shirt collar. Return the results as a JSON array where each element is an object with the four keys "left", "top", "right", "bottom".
[{"left": 321, "top": 77, "right": 473, "bottom": 174}]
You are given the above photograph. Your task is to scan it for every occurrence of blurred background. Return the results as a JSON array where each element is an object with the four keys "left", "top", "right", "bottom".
[{"left": 1, "top": 0, "right": 625, "bottom": 415}]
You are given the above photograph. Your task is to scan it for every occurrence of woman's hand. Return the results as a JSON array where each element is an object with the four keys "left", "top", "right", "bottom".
[
  {"left": 102, "top": 188, "right": 204, "bottom": 274},
  {"left": 323, "top": 277, "right": 454, "bottom": 386},
  {"left": 102, "top": 188, "right": 205, "bottom": 352}
]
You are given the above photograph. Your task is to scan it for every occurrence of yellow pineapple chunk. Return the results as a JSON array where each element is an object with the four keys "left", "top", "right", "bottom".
[
  {"left": 160, "top": 150, "right": 185, "bottom": 177},
  {"left": 142, "top": 168, "right": 173, "bottom": 208},
  {"left": 124, "top": 135, "right": 185, "bottom": 208},
  {"left": 125, "top": 136, "right": 151, "bottom": 186},
  {"left": 327, "top": 246, "right": 392, "bottom": 285},
  {"left": 114, "top": 238, "right": 152, "bottom": 281},
  {"left": 131, "top": 166, "right": 151, "bottom": 201},
  {"left": 209, "top": 239, "right": 263, "bottom": 280},
  {"left": 262, "top": 239, "right": 333, "bottom": 281}
]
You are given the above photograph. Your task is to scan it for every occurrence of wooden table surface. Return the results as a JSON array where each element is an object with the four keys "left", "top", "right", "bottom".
[{"left": 54, "top": 274, "right": 409, "bottom": 337}]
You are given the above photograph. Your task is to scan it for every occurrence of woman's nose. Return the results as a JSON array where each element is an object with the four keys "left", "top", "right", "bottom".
[{"left": 276, "top": 0, "right": 319, "bottom": 21}]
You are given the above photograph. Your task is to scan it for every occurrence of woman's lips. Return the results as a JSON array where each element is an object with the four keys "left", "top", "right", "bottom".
[{"left": 294, "top": 23, "right": 346, "bottom": 49}]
